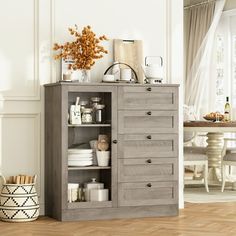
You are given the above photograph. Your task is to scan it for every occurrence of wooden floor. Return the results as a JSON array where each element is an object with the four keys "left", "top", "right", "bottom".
[{"left": 1, "top": 202, "right": 236, "bottom": 236}]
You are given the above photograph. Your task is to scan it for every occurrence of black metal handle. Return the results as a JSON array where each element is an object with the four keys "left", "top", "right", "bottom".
[
  {"left": 104, "top": 62, "right": 138, "bottom": 83},
  {"left": 146, "top": 87, "right": 152, "bottom": 92},
  {"left": 146, "top": 159, "right": 152, "bottom": 164},
  {"left": 145, "top": 56, "right": 163, "bottom": 66},
  {"left": 147, "top": 183, "right": 152, "bottom": 187},
  {"left": 147, "top": 111, "right": 152, "bottom": 116},
  {"left": 147, "top": 135, "right": 152, "bottom": 140},
  {"left": 112, "top": 140, "right": 118, "bottom": 144}
]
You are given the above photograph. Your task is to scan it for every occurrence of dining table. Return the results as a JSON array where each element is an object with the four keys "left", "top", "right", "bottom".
[{"left": 184, "top": 121, "right": 236, "bottom": 186}]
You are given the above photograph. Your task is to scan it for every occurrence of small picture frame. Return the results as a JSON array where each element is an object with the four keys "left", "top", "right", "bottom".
[{"left": 61, "top": 59, "right": 81, "bottom": 81}]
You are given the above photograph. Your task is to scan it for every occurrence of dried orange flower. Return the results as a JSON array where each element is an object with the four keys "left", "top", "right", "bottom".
[{"left": 53, "top": 25, "right": 108, "bottom": 70}]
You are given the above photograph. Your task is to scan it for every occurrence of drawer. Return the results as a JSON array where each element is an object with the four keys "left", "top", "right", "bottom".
[
  {"left": 118, "top": 110, "right": 178, "bottom": 134},
  {"left": 118, "top": 158, "right": 178, "bottom": 182},
  {"left": 118, "top": 182, "right": 178, "bottom": 207},
  {"left": 118, "top": 86, "right": 178, "bottom": 110},
  {"left": 118, "top": 134, "right": 178, "bottom": 158}
]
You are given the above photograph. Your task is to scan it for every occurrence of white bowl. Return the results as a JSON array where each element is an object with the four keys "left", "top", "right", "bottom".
[
  {"left": 68, "top": 149, "right": 93, "bottom": 154},
  {"left": 68, "top": 157, "right": 93, "bottom": 161},
  {"left": 103, "top": 74, "right": 115, "bottom": 82},
  {"left": 68, "top": 153, "right": 93, "bottom": 158},
  {"left": 68, "top": 160, "right": 93, "bottom": 166}
]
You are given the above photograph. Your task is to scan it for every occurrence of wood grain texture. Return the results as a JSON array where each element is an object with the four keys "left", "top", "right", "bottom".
[
  {"left": 114, "top": 39, "right": 144, "bottom": 84},
  {"left": 184, "top": 121, "right": 236, "bottom": 127},
  {"left": 1, "top": 203, "right": 236, "bottom": 235},
  {"left": 118, "top": 182, "right": 178, "bottom": 207},
  {"left": 118, "top": 134, "right": 178, "bottom": 158},
  {"left": 44, "top": 83, "right": 179, "bottom": 221},
  {"left": 118, "top": 110, "right": 178, "bottom": 134},
  {"left": 118, "top": 86, "right": 178, "bottom": 110},
  {"left": 118, "top": 158, "right": 178, "bottom": 182}
]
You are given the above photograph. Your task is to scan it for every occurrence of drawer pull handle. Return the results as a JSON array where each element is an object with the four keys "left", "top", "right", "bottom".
[
  {"left": 112, "top": 140, "right": 118, "bottom": 144},
  {"left": 147, "top": 135, "right": 152, "bottom": 140},
  {"left": 147, "top": 87, "right": 152, "bottom": 92},
  {"left": 146, "top": 159, "right": 152, "bottom": 163},
  {"left": 147, "top": 183, "right": 152, "bottom": 187},
  {"left": 147, "top": 111, "right": 152, "bottom": 116}
]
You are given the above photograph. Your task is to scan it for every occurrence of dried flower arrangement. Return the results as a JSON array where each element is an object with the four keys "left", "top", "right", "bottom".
[{"left": 53, "top": 25, "right": 108, "bottom": 70}]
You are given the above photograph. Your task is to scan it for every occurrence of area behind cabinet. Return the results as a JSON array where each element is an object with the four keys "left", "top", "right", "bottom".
[{"left": 44, "top": 82, "right": 179, "bottom": 221}]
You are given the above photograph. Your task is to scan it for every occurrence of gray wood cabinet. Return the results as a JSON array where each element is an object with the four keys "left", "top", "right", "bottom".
[{"left": 44, "top": 82, "right": 179, "bottom": 221}]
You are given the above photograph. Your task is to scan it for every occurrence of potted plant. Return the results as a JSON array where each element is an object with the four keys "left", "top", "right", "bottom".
[{"left": 53, "top": 25, "right": 108, "bottom": 82}]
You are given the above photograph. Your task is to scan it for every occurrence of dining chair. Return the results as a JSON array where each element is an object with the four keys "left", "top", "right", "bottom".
[
  {"left": 221, "top": 138, "right": 236, "bottom": 192},
  {"left": 184, "top": 146, "right": 209, "bottom": 192},
  {"left": 183, "top": 105, "right": 209, "bottom": 192}
]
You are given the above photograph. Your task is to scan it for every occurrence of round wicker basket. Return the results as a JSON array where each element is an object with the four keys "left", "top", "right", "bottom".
[{"left": 0, "top": 175, "right": 39, "bottom": 222}]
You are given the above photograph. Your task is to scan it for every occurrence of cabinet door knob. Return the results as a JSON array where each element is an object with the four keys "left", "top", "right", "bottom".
[
  {"left": 112, "top": 140, "right": 118, "bottom": 144},
  {"left": 147, "top": 183, "right": 152, "bottom": 187},
  {"left": 147, "top": 135, "right": 152, "bottom": 140},
  {"left": 147, "top": 111, "right": 152, "bottom": 116},
  {"left": 146, "top": 159, "right": 152, "bottom": 163},
  {"left": 147, "top": 87, "right": 152, "bottom": 92}
]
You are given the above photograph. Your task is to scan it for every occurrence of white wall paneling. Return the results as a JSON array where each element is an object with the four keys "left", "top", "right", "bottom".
[
  {"left": 0, "top": 0, "right": 40, "bottom": 101},
  {"left": 0, "top": 0, "right": 52, "bottom": 215},
  {"left": 168, "top": 0, "right": 184, "bottom": 208},
  {"left": 0, "top": 113, "right": 41, "bottom": 195}
]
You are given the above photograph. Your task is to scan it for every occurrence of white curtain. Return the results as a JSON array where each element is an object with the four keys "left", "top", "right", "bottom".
[{"left": 185, "top": 0, "right": 226, "bottom": 118}]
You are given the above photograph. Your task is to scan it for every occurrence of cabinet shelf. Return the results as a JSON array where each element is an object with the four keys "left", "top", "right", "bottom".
[
  {"left": 68, "top": 201, "right": 112, "bottom": 209},
  {"left": 68, "top": 166, "right": 111, "bottom": 170},
  {"left": 68, "top": 124, "right": 111, "bottom": 127}
]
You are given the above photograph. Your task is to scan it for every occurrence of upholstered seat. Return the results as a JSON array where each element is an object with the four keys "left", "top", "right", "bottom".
[
  {"left": 221, "top": 139, "right": 236, "bottom": 192},
  {"left": 223, "top": 153, "right": 236, "bottom": 161},
  {"left": 183, "top": 105, "right": 209, "bottom": 192},
  {"left": 184, "top": 146, "right": 209, "bottom": 192},
  {"left": 184, "top": 147, "right": 208, "bottom": 161}
]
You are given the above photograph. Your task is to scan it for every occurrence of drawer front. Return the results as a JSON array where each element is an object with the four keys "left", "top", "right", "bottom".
[
  {"left": 118, "top": 86, "right": 178, "bottom": 110},
  {"left": 118, "top": 158, "right": 178, "bottom": 182},
  {"left": 118, "top": 182, "right": 178, "bottom": 206},
  {"left": 118, "top": 110, "right": 178, "bottom": 134},
  {"left": 118, "top": 134, "right": 178, "bottom": 158}
]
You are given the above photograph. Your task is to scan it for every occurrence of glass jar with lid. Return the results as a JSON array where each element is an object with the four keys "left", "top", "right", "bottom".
[
  {"left": 84, "top": 178, "right": 104, "bottom": 201},
  {"left": 80, "top": 100, "right": 88, "bottom": 113},
  {"left": 90, "top": 97, "right": 101, "bottom": 109},
  {"left": 81, "top": 108, "right": 93, "bottom": 124}
]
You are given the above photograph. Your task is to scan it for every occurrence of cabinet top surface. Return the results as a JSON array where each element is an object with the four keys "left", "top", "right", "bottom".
[{"left": 44, "top": 82, "right": 180, "bottom": 87}]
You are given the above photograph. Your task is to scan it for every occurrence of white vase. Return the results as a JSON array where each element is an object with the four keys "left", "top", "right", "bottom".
[
  {"left": 81, "top": 69, "right": 91, "bottom": 83},
  {"left": 96, "top": 151, "right": 110, "bottom": 167}
]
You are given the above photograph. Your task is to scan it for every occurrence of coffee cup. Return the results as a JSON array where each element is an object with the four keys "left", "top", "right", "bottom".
[{"left": 120, "top": 68, "right": 132, "bottom": 81}]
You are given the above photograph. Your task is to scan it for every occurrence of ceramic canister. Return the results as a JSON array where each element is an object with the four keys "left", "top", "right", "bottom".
[
  {"left": 90, "top": 189, "right": 108, "bottom": 202},
  {"left": 0, "top": 176, "right": 39, "bottom": 222},
  {"left": 84, "top": 178, "right": 104, "bottom": 201}
]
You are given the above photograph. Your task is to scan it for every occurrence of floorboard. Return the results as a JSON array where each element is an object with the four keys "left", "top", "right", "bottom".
[{"left": 1, "top": 202, "right": 236, "bottom": 236}]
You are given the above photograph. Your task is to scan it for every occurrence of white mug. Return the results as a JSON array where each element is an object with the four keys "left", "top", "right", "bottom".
[{"left": 120, "top": 68, "right": 132, "bottom": 81}]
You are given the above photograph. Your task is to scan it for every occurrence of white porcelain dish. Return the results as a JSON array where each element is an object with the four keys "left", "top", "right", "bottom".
[
  {"left": 68, "top": 149, "right": 93, "bottom": 154},
  {"left": 68, "top": 153, "right": 93, "bottom": 158},
  {"left": 68, "top": 160, "right": 93, "bottom": 166},
  {"left": 68, "top": 157, "right": 93, "bottom": 161}
]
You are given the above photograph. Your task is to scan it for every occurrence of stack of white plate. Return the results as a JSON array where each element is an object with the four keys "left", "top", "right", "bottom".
[{"left": 68, "top": 149, "right": 93, "bottom": 166}]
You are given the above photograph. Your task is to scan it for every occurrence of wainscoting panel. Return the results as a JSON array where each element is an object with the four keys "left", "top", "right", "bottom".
[
  {"left": 0, "top": 114, "right": 41, "bottom": 196},
  {"left": 0, "top": 0, "right": 39, "bottom": 100}
]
